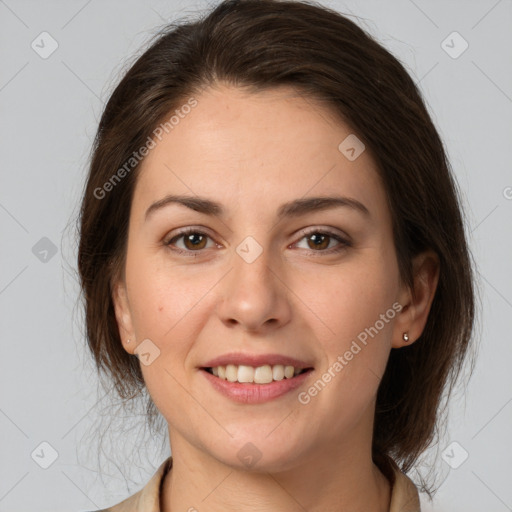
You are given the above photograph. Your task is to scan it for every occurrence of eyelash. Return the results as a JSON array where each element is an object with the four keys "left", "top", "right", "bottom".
[{"left": 163, "top": 227, "right": 351, "bottom": 257}]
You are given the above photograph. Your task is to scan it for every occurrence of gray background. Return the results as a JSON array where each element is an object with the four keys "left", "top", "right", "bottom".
[{"left": 1, "top": 0, "right": 511, "bottom": 510}]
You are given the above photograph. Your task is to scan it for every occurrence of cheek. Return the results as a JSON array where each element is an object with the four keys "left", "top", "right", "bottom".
[
  {"left": 125, "top": 256, "right": 209, "bottom": 419},
  {"left": 125, "top": 252, "right": 215, "bottom": 356},
  {"left": 288, "top": 257, "right": 399, "bottom": 438},
  {"left": 305, "top": 261, "right": 397, "bottom": 340},
  {"left": 125, "top": 248, "right": 176, "bottom": 336},
  {"left": 301, "top": 253, "right": 399, "bottom": 389}
]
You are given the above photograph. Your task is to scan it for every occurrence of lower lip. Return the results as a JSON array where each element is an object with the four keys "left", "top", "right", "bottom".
[{"left": 200, "top": 368, "right": 313, "bottom": 404}]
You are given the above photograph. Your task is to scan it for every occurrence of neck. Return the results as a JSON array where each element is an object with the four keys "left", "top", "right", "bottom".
[{"left": 161, "top": 434, "right": 391, "bottom": 511}]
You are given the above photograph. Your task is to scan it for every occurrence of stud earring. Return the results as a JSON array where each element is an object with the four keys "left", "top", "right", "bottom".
[
  {"left": 403, "top": 332, "right": 409, "bottom": 342},
  {"left": 126, "top": 339, "right": 131, "bottom": 344}
]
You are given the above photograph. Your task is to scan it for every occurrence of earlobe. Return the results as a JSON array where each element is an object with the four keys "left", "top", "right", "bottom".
[
  {"left": 112, "top": 281, "right": 136, "bottom": 354},
  {"left": 392, "top": 250, "right": 440, "bottom": 349}
]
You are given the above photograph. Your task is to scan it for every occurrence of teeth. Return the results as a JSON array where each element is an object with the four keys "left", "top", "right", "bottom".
[
  {"left": 226, "top": 364, "right": 238, "bottom": 382},
  {"left": 238, "top": 365, "right": 255, "bottom": 383},
  {"left": 284, "top": 365, "right": 295, "bottom": 379},
  {"left": 272, "top": 365, "right": 285, "bottom": 381},
  {"left": 208, "top": 364, "right": 305, "bottom": 384},
  {"left": 254, "top": 365, "right": 272, "bottom": 384}
]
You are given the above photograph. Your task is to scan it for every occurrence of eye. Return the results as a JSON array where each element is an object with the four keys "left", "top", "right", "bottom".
[
  {"left": 164, "top": 228, "right": 216, "bottom": 255},
  {"left": 293, "top": 229, "right": 351, "bottom": 254},
  {"left": 164, "top": 227, "right": 351, "bottom": 256}
]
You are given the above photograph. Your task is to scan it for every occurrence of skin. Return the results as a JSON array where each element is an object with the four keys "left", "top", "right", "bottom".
[{"left": 112, "top": 83, "right": 439, "bottom": 512}]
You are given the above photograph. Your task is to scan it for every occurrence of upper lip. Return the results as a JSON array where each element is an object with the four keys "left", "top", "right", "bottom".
[{"left": 201, "top": 352, "right": 314, "bottom": 370}]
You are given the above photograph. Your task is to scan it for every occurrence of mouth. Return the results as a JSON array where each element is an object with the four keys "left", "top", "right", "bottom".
[
  {"left": 201, "top": 364, "right": 313, "bottom": 384},
  {"left": 199, "top": 353, "right": 315, "bottom": 403},
  {"left": 199, "top": 363, "right": 314, "bottom": 404}
]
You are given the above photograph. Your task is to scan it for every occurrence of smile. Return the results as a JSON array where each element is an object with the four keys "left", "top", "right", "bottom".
[
  {"left": 200, "top": 365, "right": 314, "bottom": 404},
  {"left": 204, "top": 364, "right": 309, "bottom": 384}
]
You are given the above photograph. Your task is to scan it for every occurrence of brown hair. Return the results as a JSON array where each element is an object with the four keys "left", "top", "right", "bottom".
[{"left": 77, "top": 0, "right": 476, "bottom": 494}]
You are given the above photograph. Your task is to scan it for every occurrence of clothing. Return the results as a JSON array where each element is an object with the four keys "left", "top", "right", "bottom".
[{"left": 92, "top": 455, "right": 421, "bottom": 511}]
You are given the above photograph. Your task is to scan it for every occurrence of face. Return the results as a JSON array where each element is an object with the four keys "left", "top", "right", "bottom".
[{"left": 113, "top": 83, "right": 414, "bottom": 471}]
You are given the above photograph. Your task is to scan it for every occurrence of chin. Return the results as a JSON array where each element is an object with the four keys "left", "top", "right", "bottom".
[{"left": 204, "top": 432, "right": 307, "bottom": 473}]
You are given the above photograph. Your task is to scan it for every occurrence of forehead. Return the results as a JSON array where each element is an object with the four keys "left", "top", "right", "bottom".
[{"left": 133, "top": 84, "right": 388, "bottom": 223}]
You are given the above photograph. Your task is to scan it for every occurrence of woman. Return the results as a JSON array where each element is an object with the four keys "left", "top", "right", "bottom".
[{"left": 77, "top": 0, "right": 476, "bottom": 510}]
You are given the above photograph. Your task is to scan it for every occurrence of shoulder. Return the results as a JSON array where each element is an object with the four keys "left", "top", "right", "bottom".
[
  {"left": 374, "top": 452, "right": 421, "bottom": 512},
  {"left": 388, "top": 459, "right": 422, "bottom": 512},
  {"left": 85, "top": 457, "right": 173, "bottom": 512}
]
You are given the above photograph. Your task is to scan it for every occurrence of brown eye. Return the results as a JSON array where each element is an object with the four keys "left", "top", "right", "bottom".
[
  {"left": 294, "top": 229, "right": 351, "bottom": 254},
  {"left": 181, "top": 232, "right": 208, "bottom": 250},
  {"left": 306, "top": 232, "right": 331, "bottom": 250},
  {"left": 165, "top": 229, "right": 214, "bottom": 254},
  {"left": 164, "top": 228, "right": 350, "bottom": 257}
]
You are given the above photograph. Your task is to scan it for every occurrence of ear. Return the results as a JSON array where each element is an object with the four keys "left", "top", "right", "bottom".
[
  {"left": 392, "top": 249, "right": 440, "bottom": 348},
  {"left": 112, "top": 279, "right": 137, "bottom": 355}
]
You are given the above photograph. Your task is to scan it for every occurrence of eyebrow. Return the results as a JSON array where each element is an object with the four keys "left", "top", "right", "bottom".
[{"left": 144, "top": 194, "right": 371, "bottom": 222}]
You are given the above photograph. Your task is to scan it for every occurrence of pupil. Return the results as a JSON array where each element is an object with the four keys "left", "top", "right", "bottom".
[
  {"left": 189, "top": 234, "right": 201, "bottom": 245},
  {"left": 185, "top": 233, "right": 205, "bottom": 249},
  {"left": 310, "top": 233, "right": 327, "bottom": 249}
]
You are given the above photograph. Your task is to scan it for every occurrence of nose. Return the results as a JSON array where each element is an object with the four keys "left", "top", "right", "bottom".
[{"left": 215, "top": 244, "right": 292, "bottom": 333}]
